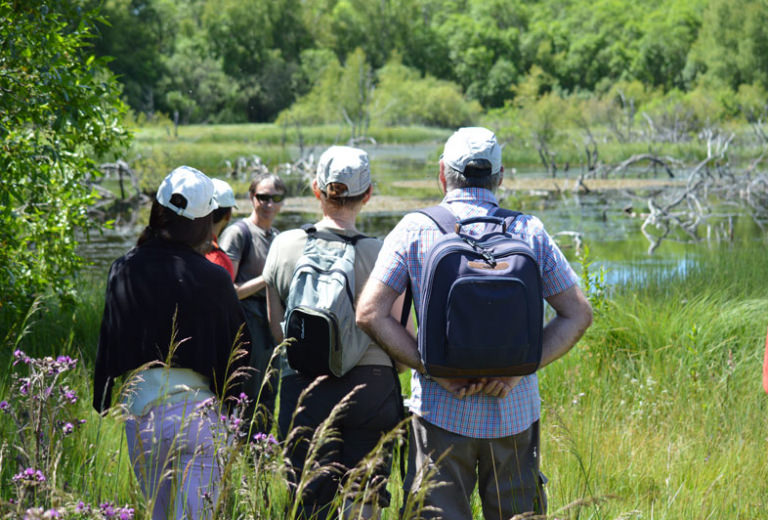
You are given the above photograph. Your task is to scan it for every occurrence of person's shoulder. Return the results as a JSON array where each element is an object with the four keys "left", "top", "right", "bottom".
[
  {"left": 272, "top": 227, "right": 306, "bottom": 246},
  {"left": 356, "top": 234, "right": 382, "bottom": 251},
  {"left": 219, "top": 220, "right": 245, "bottom": 241},
  {"left": 505, "top": 211, "right": 546, "bottom": 234}
]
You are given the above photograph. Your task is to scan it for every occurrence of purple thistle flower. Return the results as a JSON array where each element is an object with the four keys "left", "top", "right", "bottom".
[
  {"left": 61, "top": 387, "right": 78, "bottom": 404},
  {"left": 13, "top": 467, "right": 46, "bottom": 483},
  {"left": 100, "top": 502, "right": 116, "bottom": 519},
  {"left": 0, "top": 400, "right": 9, "bottom": 412},
  {"left": 19, "top": 379, "right": 30, "bottom": 395},
  {"left": 13, "top": 349, "right": 30, "bottom": 365},
  {"left": 62, "top": 422, "right": 74, "bottom": 435},
  {"left": 44, "top": 509, "right": 59, "bottom": 519},
  {"left": 117, "top": 506, "right": 134, "bottom": 520}
]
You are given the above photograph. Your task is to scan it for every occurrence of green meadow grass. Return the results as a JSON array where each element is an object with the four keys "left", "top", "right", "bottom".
[
  {"left": 540, "top": 242, "right": 768, "bottom": 518},
  {"left": 126, "top": 123, "right": 451, "bottom": 194},
  {"left": 2, "top": 243, "right": 767, "bottom": 518}
]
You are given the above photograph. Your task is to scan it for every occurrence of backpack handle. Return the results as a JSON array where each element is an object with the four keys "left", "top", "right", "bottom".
[{"left": 455, "top": 215, "right": 507, "bottom": 234}]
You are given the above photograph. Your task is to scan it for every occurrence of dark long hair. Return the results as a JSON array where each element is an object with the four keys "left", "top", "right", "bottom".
[{"left": 137, "top": 194, "right": 213, "bottom": 252}]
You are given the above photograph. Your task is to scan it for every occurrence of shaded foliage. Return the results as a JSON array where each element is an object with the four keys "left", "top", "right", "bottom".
[{"left": 0, "top": 1, "right": 128, "bottom": 313}]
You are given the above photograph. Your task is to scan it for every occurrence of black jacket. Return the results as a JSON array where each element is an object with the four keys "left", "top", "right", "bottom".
[{"left": 93, "top": 238, "right": 251, "bottom": 413}]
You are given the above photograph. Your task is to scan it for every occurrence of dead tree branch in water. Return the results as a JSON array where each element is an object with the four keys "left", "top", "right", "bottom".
[
  {"left": 634, "top": 140, "right": 768, "bottom": 253},
  {"left": 603, "top": 154, "right": 680, "bottom": 179},
  {"left": 90, "top": 161, "right": 147, "bottom": 229}
]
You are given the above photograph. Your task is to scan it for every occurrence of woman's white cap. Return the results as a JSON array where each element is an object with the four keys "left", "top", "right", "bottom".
[
  {"left": 156, "top": 166, "right": 218, "bottom": 219},
  {"left": 316, "top": 145, "right": 371, "bottom": 196},
  {"left": 211, "top": 178, "right": 238, "bottom": 208}
]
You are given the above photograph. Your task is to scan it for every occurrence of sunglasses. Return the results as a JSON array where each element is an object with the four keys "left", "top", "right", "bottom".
[{"left": 254, "top": 193, "right": 285, "bottom": 204}]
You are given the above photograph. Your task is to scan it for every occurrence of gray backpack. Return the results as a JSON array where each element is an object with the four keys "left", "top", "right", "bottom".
[{"left": 283, "top": 226, "right": 372, "bottom": 377}]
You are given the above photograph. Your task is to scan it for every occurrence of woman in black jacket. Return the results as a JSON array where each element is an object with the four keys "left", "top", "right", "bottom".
[{"left": 93, "top": 166, "right": 251, "bottom": 520}]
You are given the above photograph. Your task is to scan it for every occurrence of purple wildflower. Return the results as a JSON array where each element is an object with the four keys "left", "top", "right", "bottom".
[
  {"left": 61, "top": 387, "right": 78, "bottom": 404},
  {"left": 62, "top": 422, "right": 74, "bottom": 435},
  {"left": 19, "top": 379, "right": 30, "bottom": 395},
  {"left": 13, "top": 349, "right": 30, "bottom": 365},
  {"left": 0, "top": 400, "right": 9, "bottom": 412},
  {"left": 13, "top": 467, "right": 46, "bottom": 484},
  {"left": 117, "top": 506, "right": 134, "bottom": 520},
  {"left": 253, "top": 432, "right": 278, "bottom": 445},
  {"left": 100, "top": 502, "right": 116, "bottom": 519}
]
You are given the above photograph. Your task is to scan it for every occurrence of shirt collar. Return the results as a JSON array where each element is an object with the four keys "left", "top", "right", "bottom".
[{"left": 443, "top": 187, "right": 499, "bottom": 206}]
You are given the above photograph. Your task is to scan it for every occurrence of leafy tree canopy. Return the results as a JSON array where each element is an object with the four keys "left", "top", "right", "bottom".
[{"left": 0, "top": 1, "right": 129, "bottom": 313}]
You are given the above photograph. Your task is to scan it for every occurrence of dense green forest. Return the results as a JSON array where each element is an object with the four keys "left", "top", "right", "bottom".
[{"left": 92, "top": 0, "right": 768, "bottom": 129}]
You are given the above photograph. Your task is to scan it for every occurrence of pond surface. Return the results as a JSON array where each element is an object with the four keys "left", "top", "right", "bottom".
[{"left": 77, "top": 144, "right": 764, "bottom": 287}]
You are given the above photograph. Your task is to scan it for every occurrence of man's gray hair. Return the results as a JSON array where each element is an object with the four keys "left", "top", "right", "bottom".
[{"left": 443, "top": 165, "right": 501, "bottom": 192}]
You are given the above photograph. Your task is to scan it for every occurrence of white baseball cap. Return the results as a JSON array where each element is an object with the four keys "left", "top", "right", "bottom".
[
  {"left": 211, "top": 178, "right": 238, "bottom": 208},
  {"left": 316, "top": 145, "right": 371, "bottom": 197},
  {"left": 442, "top": 127, "right": 502, "bottom": 176},
  {"left": 156, "top": 166, "right": 218, "bottom": 219}
]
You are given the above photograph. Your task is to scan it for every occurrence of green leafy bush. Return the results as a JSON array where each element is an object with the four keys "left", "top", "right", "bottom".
[{"left": 0, "top": 1, "right": 129, "bottom": 314}]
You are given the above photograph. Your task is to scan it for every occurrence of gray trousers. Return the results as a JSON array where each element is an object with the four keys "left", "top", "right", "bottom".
[{"left": 403, "top": 415, "right": 546, "bottom": 520}]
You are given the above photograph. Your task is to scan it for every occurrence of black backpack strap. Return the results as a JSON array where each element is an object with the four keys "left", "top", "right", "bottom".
[
  {"left": 417, "top": 205, "right": 458, "bottom": 234},
  {"left": 492, "top": 207, "right": 523, "bottom": 225},
  {"left": 400, "top": 280, "right": 412, "bottom": 328},
  {"left": 302, "top": 224, "right": 368, "bottom": 245},
  {"left": 234, "top": 220, "right": 253, "bottom": 265}
]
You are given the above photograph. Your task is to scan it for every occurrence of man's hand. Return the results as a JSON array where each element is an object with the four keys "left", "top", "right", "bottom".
[
  {"left": 431, "top": 376, "right": 485, "bottom": 399},
  {"left": 430, "top": 376, "right": 522, "bottom": 399},
  {"left": 479, "top": 376, "right": 522, "bottom": 398}
]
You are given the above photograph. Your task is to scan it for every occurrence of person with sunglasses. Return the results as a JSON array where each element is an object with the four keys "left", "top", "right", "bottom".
[{"left": 219, "top": 172, "right": 287, "bottom": 434}]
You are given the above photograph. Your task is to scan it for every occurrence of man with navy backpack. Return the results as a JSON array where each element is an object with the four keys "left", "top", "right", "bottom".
[{"left": 357, "top": 127, "right": 593, "bottom": 519}]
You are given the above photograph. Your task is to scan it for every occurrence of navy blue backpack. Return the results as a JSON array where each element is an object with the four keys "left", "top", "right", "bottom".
[{"left": 402, "top": 205, "right": 543, "bottom": 378}]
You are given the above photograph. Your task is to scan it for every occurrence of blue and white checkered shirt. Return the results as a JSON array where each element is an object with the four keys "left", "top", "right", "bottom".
[{"left": 369, "top": 187, "right": 579, "bottom": 438}]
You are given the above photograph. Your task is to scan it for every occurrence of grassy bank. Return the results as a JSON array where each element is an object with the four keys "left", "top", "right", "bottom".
[
  {"left": 540, "top": 242, "right": 768, "bottom": 518},
  {"left": 122, "top": 121, "right": 765, "bottom": 200},
  {"left": 126, "top": 123, "right": 451, "bottom": 194},
  {"left": 1, "top": 243, "right": 767, "bottom": 517}
]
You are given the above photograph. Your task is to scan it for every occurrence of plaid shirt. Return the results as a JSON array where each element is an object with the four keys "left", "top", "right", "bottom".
[{"left": 370, "top": 188, "right": 578, "bottom": 438}]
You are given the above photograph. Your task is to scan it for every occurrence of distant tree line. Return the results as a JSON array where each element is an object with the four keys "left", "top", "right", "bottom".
[{"left": 89, "top": 0, "right": 768, "bottom": 128}]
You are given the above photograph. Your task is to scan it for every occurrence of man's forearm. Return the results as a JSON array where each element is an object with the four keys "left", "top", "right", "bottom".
[
  {"left": 357, "top": 279, "right": 424, "bottom": 372},
  {"left": 360, "top": 314, "right": 423, "bottom": 371},
  {"left": 236, "top": 275, "right": 265, "bottom": 300}
]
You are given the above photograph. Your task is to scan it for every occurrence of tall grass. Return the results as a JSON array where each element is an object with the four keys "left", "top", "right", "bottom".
[
  {"left": 2, "top": 243, "right": 767, "bottom": 518},
  {"left": 541, "top": 241, "right": 768, "bottom": 518}
]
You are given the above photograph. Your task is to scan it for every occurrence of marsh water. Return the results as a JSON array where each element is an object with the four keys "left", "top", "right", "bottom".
[{"left": 78, "top": 144, "right": 763, "bottom": 286}]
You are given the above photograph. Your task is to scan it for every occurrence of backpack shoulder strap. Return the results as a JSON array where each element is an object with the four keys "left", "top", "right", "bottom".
[
  {"left": 234, "top": 220, "right": 253, "bottom": 265},
  {"left": 491, "top": 207, "right": 522, "bottom": 222},
  {"left": 302, "top": 224, "right": 368, "bottom": 245},
  {"left": 417, "top": 205, "right": 457, "bottom": 234}
]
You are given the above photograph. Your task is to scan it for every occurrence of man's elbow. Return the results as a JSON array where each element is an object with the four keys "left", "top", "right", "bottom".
[
  {"left": 577, "top": 299, "right": 594, "bottom": 337},
  {"left": 355, "top": 302, "right": 375, "bottom": 335}
]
